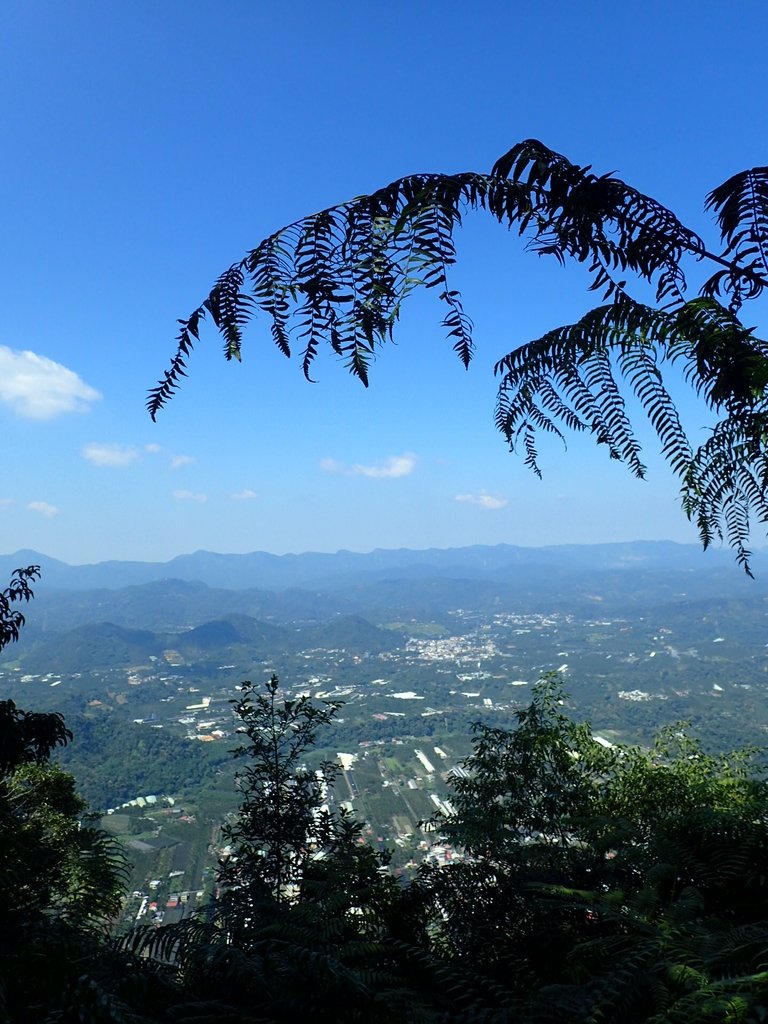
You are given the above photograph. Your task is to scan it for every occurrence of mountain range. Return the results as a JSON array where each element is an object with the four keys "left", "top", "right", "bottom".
[
  {"left": 2, "top": 542, "right": 765, "bottom": 672},
  {"left": 1, "top": 540, "right": 761, "bottom": 593}
]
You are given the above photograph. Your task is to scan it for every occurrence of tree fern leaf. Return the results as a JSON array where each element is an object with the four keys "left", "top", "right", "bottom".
[
  {"left": 706, "top": 167, "right": 768, "bottom": 288},
  {"left": 150, "top": 142, "right": 768, "bottom": 567}
]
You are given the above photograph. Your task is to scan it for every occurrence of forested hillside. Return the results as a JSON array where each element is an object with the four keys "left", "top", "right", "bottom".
[{"left": 54, "top": 713, "right": 231, "bottom": 808}]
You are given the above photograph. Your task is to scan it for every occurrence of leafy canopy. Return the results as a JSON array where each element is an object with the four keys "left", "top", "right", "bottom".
[
  {"left": 0, "top": 566, "right": 73, "bottom": 773},
  {"left": 418, "top": 676, "right": 768, "bottom": 1021},
  {"left": 119, "top": 674, "right": 768, "bottom": 1022},
  {"left": 151, "top": 141, "right": 768, "bottom": 570},
  {"left": 0, "top": 569, "right": 130, "bottom": 1022},
  {"left": 126, "top": 675, "right": 413, "bottom": 1023},
  {"left": 219, "top": 673, "right": 345, "bottom": 907}
]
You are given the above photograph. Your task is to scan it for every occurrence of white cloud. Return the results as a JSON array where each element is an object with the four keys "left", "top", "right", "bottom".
[
  {"left": 321, "top": 453, "right": 417, "bottom": 479},
  {"left": 231, "top": 489, "right": 257, "bottom": 501},
  {"left": 83, "top": 442, "right": 140, "bottom": 467},
  {"left": 0, "top": 498, "right": 14, "bottom": 507},
  {"left": 454, "top": 491, "right": 508, "bottom": 510},
  {"left": 0, "top": 346, "right": 100, "bottom": 419},
  {"left": 27, "top": 500, "right": 59, "bottom": 517},
  {"left": 173, "top": 489, "right": 207, "bottom": 504},
  {"left": 144, "top": 445, "right": 196, "bottom": 470}
]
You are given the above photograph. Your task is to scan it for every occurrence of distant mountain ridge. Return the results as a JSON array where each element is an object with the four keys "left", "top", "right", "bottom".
[
  {"left": 0, "top": 541, "right": 757, "bottom": 593},
  {"left": 4, "top": 541, "right": 767, "bottom": 692},
  {"left": 2, "top": 542, "right": 763, "bottom": 647}
]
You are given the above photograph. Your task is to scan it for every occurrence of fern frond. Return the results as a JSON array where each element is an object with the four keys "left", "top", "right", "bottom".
[
  {"left": 494, "top": 303, "right": 661, "bottom": 478},
  {"left": 667, "top": 298, "right": 768, "bottom": 411},
  {"left": 152, "top": 141, "right": 710, "bottom": 419},
  {"left": 204, "top": 263, "right": 254, "bottom": 361},
  {"left": 681, "top": 410, "right": 768, "bottom": 573},
  {"left": 704, "top": 166, "right": 768, "bottom": 309},
  {"left": 492, "top": 139, "right": 705, "bottom": 303},
  {"left": 152, "top": 141, "right": 768, "bottom": 566},
  {"left": 494, "top": 298, "right": 768, "bottom": 567},
  {"left": 147, "top": 308, "right": 206, "bottom": 419}
]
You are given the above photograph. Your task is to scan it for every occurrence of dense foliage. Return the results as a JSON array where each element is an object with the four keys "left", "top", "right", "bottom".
[
  {"left": 152, "top": 142, "right": 768, "bottom": 569},
  {"left": 0, "top": 571, "right": 130, "bottom": 1022},
  {"left": 55, "top": 712, "right": 230, "bottom": 809},
  {"left": 420, "top": 677, "right": 768, "bottom": 1020},
  {"left": 115, "top": 674, "right": 768, "bottom": 1023}
]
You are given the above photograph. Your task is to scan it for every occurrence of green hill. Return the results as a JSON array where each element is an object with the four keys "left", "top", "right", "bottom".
[{"left": 18, "top": 622, "right": 162, "bottom": 674}]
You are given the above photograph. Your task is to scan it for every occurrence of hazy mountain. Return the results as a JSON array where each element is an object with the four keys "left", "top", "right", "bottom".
[
  {"left": 7, "top": 609, "right": 400, "bottom": 675},
  {"left": 292, "top": 614, "right": 402, "bottom": 654},
  {"left": 174, "top": 614, "right": 291, "bottom": 654},
  {"left": 3, "top": 543, "right": 765, "bottom": 667},
  {"left": 18, "top": 580, "right": 355, "bottom": 635},
  {"left": 19, "top": 622, "right": 162, "bottom": 674},
  {"left": 2, "top": 541, "right": 760, "bottom": 594}
]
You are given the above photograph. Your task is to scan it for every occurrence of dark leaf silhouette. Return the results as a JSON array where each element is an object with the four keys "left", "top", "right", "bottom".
[{"left": 152, "top": 140, "right": 768, "bottom": 570}]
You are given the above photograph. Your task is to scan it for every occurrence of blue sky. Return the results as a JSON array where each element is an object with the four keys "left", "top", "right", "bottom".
[{"left": 0, "top": 0, "right": 765, "bottom": 564}]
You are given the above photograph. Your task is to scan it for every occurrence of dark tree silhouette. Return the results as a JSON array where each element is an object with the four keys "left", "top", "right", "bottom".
[
  {"left": 0, "top": 569, "right": 130, "bottom": 1022},
  {"left": 151, "top": 141, "right": 768, "bottom": 570}
]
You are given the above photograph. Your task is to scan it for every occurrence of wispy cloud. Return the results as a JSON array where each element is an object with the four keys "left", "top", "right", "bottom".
[
  {"left": 321, "top": 453, "right": 417, "bottom": 479},
  {"left": 0, "top": 346, "right": 100, "bottom": 419},
  {"left": 83, "top": 442, "right": 140, "bottom": 467},
  {"left": 82, "top": 442, "right": 191, "bottom": 470},
  {"left": 0, "top": 498, "right": 14, "bottom": 507},
  {"left": 144, "top": 444, "right": 196, "bottom": 470},
  {"left": 173, "top": 489, "right": 207, "bottom": 504},
  {"left": 454, "top": 491, "right": 508, "bottom": 510},
  {"left": 231, "top": 489, "right": 257, "bottom": 501},
  {"left": 27, "top": 500, "right": 60, "bottom": 517}
]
